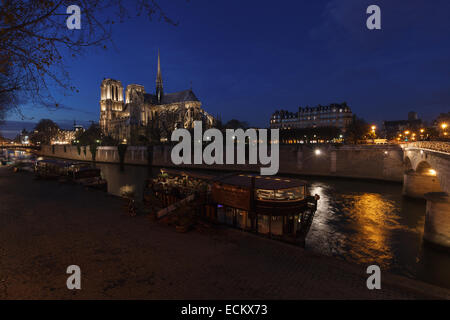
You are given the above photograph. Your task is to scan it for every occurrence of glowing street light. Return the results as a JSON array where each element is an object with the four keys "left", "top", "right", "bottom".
[
  {"left": 441, "top": 123, "right": 448, "bottom": 130},
  {"left": 315, "top": 149, "right": 321, "bottom": 156}
]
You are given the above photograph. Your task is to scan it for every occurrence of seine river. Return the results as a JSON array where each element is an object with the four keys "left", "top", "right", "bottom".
[{"left": 95, "top": 162, "right": 450, "bottom": 289}]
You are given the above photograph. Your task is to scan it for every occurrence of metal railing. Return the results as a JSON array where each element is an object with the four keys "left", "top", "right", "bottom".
[{"left": 404, "top": 141, "right": 450, "bottom": 154}]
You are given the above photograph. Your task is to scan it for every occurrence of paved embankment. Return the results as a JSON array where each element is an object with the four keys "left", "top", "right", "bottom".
[{"left": 0, "top": 167, "right": 448, "bottom": 299}]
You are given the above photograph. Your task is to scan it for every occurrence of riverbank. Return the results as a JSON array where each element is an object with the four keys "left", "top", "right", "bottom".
[{"left": 0, "top": 167, "right": 449, "bottom": 299}]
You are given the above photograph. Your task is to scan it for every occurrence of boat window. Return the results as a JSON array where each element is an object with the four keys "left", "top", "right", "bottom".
[
  {"left": 256, "top": 186, "right": 304, "bottom": 200},
  {"left": 278, "top": 187, "right": 305, "bottom": 200},
  {"left": 255, "top": 189, "right": 275, "bottom": 200}
]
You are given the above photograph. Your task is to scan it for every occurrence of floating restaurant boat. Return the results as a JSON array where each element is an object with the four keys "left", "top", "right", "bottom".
[
  {"left": 148, "top": 169, "right": 319, "bottom": 246},
  {"left": 210, "top": 174, "right": 319, "bottom": 246}
]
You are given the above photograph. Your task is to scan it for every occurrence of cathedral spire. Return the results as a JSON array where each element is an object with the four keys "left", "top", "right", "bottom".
[{"left": 156, "top": 49, "right": 163, "bottom": 103}]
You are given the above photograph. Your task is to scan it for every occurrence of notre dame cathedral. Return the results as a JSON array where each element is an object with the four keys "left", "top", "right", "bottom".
[{"left": 99, "top": 50, "right": 215, "bottom": 143}]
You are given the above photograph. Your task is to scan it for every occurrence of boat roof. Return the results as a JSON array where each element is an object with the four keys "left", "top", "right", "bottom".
[
  {"left": 159, "top": 169, "right": 307, "bottom": 190},
  {"left": 37, "top": 159, "right": 70, "bottom": 166},
  {"left": 213, "top": 173, "right": 307, "bottom": 190},
  {"left": 160, "top": 168, "right": 216, "bottom": 181},
  {"left": 69, "top": 162, "right": 91, "bottom": 167},
  {"left": 77, "top": 167, "right": 100, "bottom": 172}
]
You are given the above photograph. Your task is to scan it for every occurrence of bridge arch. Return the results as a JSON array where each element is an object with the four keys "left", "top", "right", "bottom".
[
  {"left": 404, "top": 156, "right": 413, "bottom": 171},
  {"left": 402, "top": 159, "right": 442, "bottom": 199},
  {"left": 415, "top": 161, "right": 436, "bottom": 176}
]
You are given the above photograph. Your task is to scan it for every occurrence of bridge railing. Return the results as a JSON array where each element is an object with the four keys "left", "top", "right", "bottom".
[{"left": 405, "top": 141, "right": 450, "bottom": 154}]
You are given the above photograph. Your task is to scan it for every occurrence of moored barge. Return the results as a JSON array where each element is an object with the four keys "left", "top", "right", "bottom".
[
  {"left": 34, "top": 159, "right": 107, "bottom": 190},
  {"left": 210, "top": 173, "right": 318, "bottom": 246},
  {"left": 148, "top": 169, "right": 319, "bottom": 246}
]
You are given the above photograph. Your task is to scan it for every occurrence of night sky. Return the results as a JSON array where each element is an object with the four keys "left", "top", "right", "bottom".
[{"left": 3, "top": 0, "right": 450, "bottom": 137}]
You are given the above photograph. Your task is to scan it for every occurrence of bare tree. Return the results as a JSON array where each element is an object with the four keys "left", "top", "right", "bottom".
[
  {"left": 158, "top": 108, "right": 179, "bottom": 141},
  {"left": 0, "top": 0, "right": 176, "bottom": 119}
]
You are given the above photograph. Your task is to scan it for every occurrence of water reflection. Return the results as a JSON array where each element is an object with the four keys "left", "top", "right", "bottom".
[
  {"left": 307, "top": 179, "right": 450, "bottom": 288},
  {"left": 97, "top": 163, "right": 159, "bottom": 199}
]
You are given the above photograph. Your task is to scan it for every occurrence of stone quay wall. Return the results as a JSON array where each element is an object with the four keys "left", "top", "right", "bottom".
[{"left": 39, "top": 144, "right": 404, "bottom": 182}]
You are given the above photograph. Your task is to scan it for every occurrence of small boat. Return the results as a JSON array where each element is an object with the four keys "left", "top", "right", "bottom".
[
  {"left": 34, "top": 159, "right": 69, "bottom": 179},
  {"left": 66, "top": 162, "right": 92, "bottom": 174},
  {"left": 12, "top": 160, "right": 35, "bottom": 173},
  {"left": 67, "top": 165, "right": 107, "bottom": 190}
]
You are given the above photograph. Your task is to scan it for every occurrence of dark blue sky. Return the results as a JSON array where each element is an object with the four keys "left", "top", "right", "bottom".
[{"left": 5, "top": 0, "right": 450, "bottom": 132}]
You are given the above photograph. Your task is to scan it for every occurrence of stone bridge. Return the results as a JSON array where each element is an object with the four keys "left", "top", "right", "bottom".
[
  {"left": 401, "top": 141, "right": 450, "bottom": 249},
  {"left": 0, "top": 144, "right": 40, "bottom": 151}
]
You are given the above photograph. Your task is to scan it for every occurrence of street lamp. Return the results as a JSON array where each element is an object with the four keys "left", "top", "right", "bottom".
[
  {"left": 441, "top": 123, "right": 448, "bottom": 138},
  {"left": 370, "top": 125, "right": 377, "bottom": 144},
  {"left": 419, "top": 128, "right": 425, "bottom": 140}
]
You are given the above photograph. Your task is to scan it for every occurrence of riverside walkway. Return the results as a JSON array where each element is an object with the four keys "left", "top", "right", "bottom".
[{"left": 0, "top": 167, "right": 449, "bottom": 299}]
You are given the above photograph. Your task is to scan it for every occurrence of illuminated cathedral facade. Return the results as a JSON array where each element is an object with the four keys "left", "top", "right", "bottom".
[{"left": 99, "top": 51, "right": 215, "bottom": 142}]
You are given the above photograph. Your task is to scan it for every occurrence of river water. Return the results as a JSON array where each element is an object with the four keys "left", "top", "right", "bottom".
[
  {"left": 94, "top": 162, "right": 450, "bottom": 289},
  {"left": 305, "top": 178, "right": 450, "bottom": 289},
  {"left": 6, "top": 149, "right": 450, "bottom": 289}
]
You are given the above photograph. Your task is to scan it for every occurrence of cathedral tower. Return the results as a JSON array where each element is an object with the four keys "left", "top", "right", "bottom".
[
  {"left": 100, "top": 79, "right": 124, "bottom": 135},
  {"left": 155, "top": 49, "right": 163, "bottom": 104}
]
